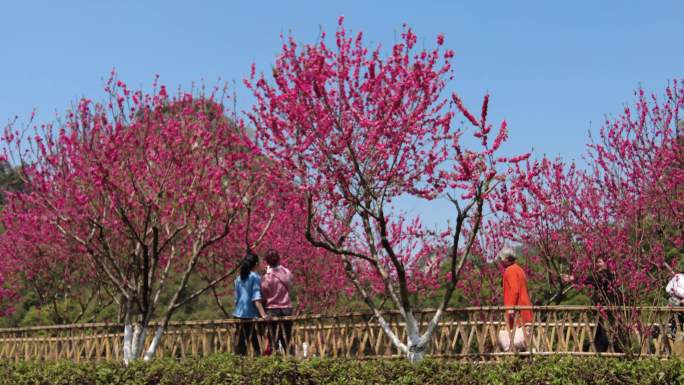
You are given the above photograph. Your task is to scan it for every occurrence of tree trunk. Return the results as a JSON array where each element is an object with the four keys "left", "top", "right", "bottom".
[
  {"left": 143, "top": 326, "right": 165, "bottom": 361},
  {"left": 122, "top": 323, "right": 133, "bottom": 365},
  {"left": 407, "top": 330, "right": 428, "bottom": 363},
  {"left": 122, "top": 321, "right": 150, "bottom": 364},
  {"left": 373, "top": 309, "right": 441, "bottom": 362},
  {"left": 406, "top": 308, "right": 445, "bottom": 362}
]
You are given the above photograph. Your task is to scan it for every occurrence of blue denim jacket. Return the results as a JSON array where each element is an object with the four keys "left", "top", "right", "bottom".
[{"left": 233, "top": 272, "right": 262, "bottom": 318}]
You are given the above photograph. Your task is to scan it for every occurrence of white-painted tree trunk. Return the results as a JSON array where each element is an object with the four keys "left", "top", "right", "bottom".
[
  {"left": 375, "top": 307, "right": 445, "bottom": 362},
  {"left": 122, "top": 324, "right": 133, "bottom": 365},
  {"left": 407, "top": 334, "right": 427, "bottom": 363},
  {"left": 404, "top": 313, "right": 426, "bottom": 363},
  {"left": 143, "top": 326, "right": 165, "bottom": 361},
  {"left": 375, "top": 314, "right": 407, "bottom": 351},
  {"left": 122, "top": 322, "right": 150, "bottom": 364}
]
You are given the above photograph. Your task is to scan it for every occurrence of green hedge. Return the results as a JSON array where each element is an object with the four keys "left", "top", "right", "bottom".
[{"left": 1, "top": 355, "right": 683, "bottom": 385}]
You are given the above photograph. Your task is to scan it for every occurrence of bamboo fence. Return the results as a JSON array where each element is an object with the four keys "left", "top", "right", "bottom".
[{"left": 0, "top": 306, "right": 683, "bottom": 361}]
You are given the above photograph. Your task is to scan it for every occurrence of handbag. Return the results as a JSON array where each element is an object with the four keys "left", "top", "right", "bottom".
[{"left": 498, "top": 326, "right": 527, "bottom": 351}]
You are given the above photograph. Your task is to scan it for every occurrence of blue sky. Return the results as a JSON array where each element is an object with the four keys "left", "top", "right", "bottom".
[{"left": 1, "top": 0, "right": 682, "bottom": 224}]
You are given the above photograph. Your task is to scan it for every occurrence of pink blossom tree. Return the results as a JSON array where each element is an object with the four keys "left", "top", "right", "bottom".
[
  {"left": 248, "top": 19, "right": 532, "bottom": 361},
  {"left": 0, "top": 80, "right": 285, "bottom": 362},
  {"left": 541, "top": 82, "right": 680, "bottom": 299},
  {"left": 500, "top": 81, "right": 684, "bottom": 352},
  {"left": 481, "top": 157, "right": 581, "bottom": 305},
  {"left": 0, "top": 209, "right": 114, "bottom": 323}
]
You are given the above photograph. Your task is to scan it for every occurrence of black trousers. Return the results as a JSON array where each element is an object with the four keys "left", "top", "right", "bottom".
[
  {"left": 594, "top": 320, "right": 609, "bottom": 352},
  {"left": 266, "top": 308, "right": 293, "bottom": 355},
  {"left": 595, "top": 314, "right": 630, "bottom": 353},
  {"left": 234, "top": 317, "right": 261, "bottom": 356}
]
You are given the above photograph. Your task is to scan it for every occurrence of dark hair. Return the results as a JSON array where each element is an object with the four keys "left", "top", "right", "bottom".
[
  {"left": 239, "top": 251, "right": 259, "bottom": 281},
  {"left": 265, "top": 249, "right": 280, "bottom": 267}
]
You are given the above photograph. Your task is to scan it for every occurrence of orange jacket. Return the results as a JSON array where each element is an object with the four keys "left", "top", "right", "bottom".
[{"left": 503, "top": 263, "right": 533, "bottom": 326}]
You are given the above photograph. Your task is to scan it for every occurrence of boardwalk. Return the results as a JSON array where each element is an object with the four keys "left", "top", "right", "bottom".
[{"left": 0, "top": 306, "right": 682, "bottom": 361}]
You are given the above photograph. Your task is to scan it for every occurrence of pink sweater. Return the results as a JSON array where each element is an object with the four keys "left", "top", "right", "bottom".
[{"left": 261, "top": 265, "right": 293, "bottom": 309}]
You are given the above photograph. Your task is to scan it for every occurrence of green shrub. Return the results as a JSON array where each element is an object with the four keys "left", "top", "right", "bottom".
[{"left": 1, "top": 355, "right": 683, "bottom": 385}]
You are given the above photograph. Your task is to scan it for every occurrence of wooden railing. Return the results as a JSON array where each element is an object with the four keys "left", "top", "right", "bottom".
[{"left": 0, "top": 306, "right": 683, "bottom": 361}]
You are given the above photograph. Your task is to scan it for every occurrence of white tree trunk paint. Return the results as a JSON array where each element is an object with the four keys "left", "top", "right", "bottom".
[
  {"left": 122, "top": 323, "right": 133, "bottom": 365},
  {"left": 374, "top": 313, "right": 408, "bottom": 354},
  {"left": 143, "top": 326, "right": 165, "bottom": 361},
  {"left": 407, "top": 332, "right": 426, "bottom": 363},
  {"left": 422, "top": 308, "right": 444, "bottom": 344},
  {"left": 123, "top": 323, "right": 149, "bottom": 363},
  {"left": 405, "top": 313, "right": 426, "bottom": 363},
  {"left": 405, "top": 312, "right": 420, "bottom": 341},
  {"left": 130, "top": 323, "right": 142, "bottom": 359},
  {"left": 136, "top": 324, "right": 148, "bottom": 358},
  {"left": 383, "top": 307, "right": 445, "bottom": 362},
  {"left": 410, "top": 308, "right": 446, "bottom": 362}
]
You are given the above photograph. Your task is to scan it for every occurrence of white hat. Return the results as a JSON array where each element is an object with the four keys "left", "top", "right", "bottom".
[{"left": 496, "top": 247, "right": 516, "bottom": 262}]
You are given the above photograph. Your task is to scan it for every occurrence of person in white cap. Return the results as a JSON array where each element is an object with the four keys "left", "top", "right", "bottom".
[
  {"left": 665, "top": 272, "right": 684, "bottom": 357},
  {"left": 496, "top": 247, "right": 533, "bottom": 351},
  {"left": 666, "top": 273, "right": 684, "bottom": 306},
  {"left": 497, "top": 247, "right": 533, "bottom": 327}
]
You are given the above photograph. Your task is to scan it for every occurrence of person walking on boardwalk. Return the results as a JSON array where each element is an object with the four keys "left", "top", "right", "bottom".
[
  {"left": 665, "top": 272, "right": 684, "bottom": 357},
  {"left": 233, "top": 251, "right": 269, "bottom": 356},
  {"left": 261, "top": 250, "right": 294, "bottom": 355},
  {"left": 497, "top": 247, "right": 533, "bottom": 351},
  {"left": 561, "top": 256, "right": 624, "bottom": 352},
  {"left": 666, "top": 272, "right": 684, "bottom": 307}
]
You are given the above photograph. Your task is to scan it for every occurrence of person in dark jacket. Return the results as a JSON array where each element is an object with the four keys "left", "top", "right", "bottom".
[{"left": 562, "top": 256, "right": 626, "bottom": 352}]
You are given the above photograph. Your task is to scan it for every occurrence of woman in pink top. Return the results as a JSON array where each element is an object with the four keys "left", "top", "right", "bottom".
[{"left": 261, "top": 250, "right": 294, "bottom": 354}]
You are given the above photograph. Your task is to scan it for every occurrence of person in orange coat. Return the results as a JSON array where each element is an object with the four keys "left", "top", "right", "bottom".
[{"left": 497, "top": 247, "right": 533, "bottom": 328}]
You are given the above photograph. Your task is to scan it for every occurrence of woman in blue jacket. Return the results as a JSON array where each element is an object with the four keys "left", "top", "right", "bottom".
[{"left": 233, "top": 251, "right": 269, "bottom": 355}]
